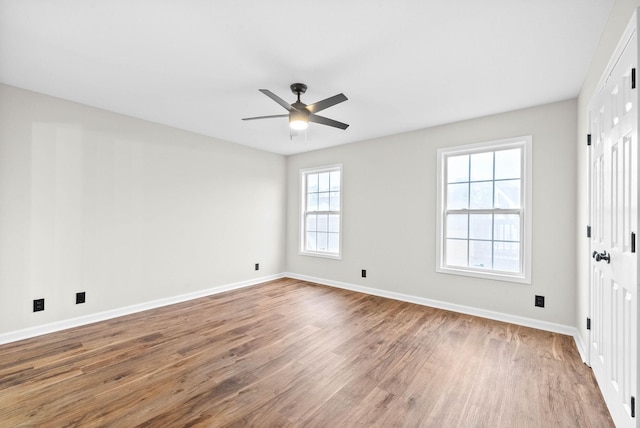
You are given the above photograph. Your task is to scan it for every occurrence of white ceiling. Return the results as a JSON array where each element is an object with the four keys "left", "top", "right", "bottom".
[{"left": 0, "top": 0, "right": 613, "bottom": 155}]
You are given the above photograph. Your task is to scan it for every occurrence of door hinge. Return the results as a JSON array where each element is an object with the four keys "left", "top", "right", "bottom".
[
  {"left": 632, "top": 68, "right": 636, "bottom": 89},
  {"left": 587, "top": 225, "right": 591, "bottom": 238},
  {"left": 587, "top": 134, "right": 592, "bottom": 146},
  {"left": 586, "top": 317, "right": 591, "bottom": 330},
  {"left": 632, "top": 396, "right": 635, "bottom": 418},
  {"left": 632, "top": 232, "right": 636, "bottom": 253}
]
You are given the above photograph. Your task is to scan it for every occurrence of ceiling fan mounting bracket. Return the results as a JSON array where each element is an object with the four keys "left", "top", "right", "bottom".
[{"left": 290, "top": 83, "right": 307, "bottom": 95}]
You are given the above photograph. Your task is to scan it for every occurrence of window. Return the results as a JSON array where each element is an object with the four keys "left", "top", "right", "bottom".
[
  {"left": 300, "top": 165, "right": 342, "bottom": 259},
  {"left": 436, "top": 136, "right": 532, "bottom": 283}
]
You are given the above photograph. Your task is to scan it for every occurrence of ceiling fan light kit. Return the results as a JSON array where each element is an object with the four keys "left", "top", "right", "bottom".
[
  {"left": 289, "top": 117, "right": 308, "bottom": 130},
  {"left": 242, "top": 83, "right": 348, "bottom": 135},
  {"left": 290, "top": 120, "right": 308, "bottom": 130}
]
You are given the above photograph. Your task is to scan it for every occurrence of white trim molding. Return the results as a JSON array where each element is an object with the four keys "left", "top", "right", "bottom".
[
  {"left": 573, "top": 331, "right": 588, "bottom": 364},
  {"left": 436, "top": 136, "right": 533, "bottom": 284},
  {"left": 0, "top": 274, "right": 285, "bottom": 345},
  {"left": 285, "top": 272, "right": 584, "bottom": 356},
  {"left": 299, "top": 164, "right": 343, "bottom": 260},
  {"left": 1, "top": 272, "right": 586, "bottom": 364}
]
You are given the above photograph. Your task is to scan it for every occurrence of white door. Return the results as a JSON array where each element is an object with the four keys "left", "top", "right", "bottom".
[{"left": 589, "top": 15, "right": 638, "bottom": 428}]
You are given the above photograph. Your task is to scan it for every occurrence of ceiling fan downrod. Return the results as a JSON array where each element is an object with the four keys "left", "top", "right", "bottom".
[{"left": 290, "top": 83, "right": 307, "bottom": 103}]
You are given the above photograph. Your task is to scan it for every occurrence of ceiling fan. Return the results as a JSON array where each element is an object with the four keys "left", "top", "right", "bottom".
[{"left": 242, "top": 83, "right": 349, "bottom": 131}]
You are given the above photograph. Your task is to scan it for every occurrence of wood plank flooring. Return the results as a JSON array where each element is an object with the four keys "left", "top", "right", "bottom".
[{"left": 0, "top": 278, "right": 613, "bottom": 427}]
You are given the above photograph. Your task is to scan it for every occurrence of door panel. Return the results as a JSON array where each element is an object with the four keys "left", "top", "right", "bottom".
[{"left": 589, "top": 18, "right": 638, "bottom": 428}]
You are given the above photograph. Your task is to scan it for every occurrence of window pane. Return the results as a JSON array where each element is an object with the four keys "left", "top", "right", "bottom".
[
  {"left": 330, "top": 171, "right": 341, "bottom": 191},
  {"left": 317, "top": 232, "right": 328, "bottom": 252},
  {"left": 318, "top": 192, "right": 330, "bottom": 211},
  {"left": 317, "top": 214, "right": 328, "bottom": 232},
  {"left": 301, "top": 166, "right": 342, "bottom": 258},
  {"left": 447, "top": 183, "right": 469, "bottom": 209},
  {"left": 306, "top": 232, "right": 317, "bottom": 251},
  {"left": 447, "top": 155, "right": 469, "bottom": 183},
  {"left": 470, "top": 181, "right": 493, "bottom": 209},
  {"left": 470, "top": 152, "right": 493, "bottom": 181},
  {"left": 446, "top": 214, "right": 468, "bottom": 239},
  {"left": 495, "top": 148, "right": 521, "bottom": 180},
  {"left": 307, "top": 193, "right": 318, "bottom": 211},
  {"left": 494, "top": 242, "right": 520, "bottom": 272},
  {"left": 328, "top": 215, "right": 340, "bottom": 233},
  {"left": 306, "top": 214, "right": 317, "bottom": 232},
  {"left": 469, "top": 240, "right": 492, "bottom": 269},
  {"left": 495, "top": 179, "right": 520, "bottom": 208},
  {"left": 307, "top": 173, "right": 318, "bottom": 193},
  {"left": 494, "top": 214, "right": 520, "bottom": 242},
  {"left": 328, "top": 233, "right": 340, "bottom": 253},
  {"left": 318, "top": 172, "right": 330, "bottom": 192},
  {"left": 439, "top": 138, "right": 530, "bottom": 282},
  {"left": 469, "top": 214, "right": 492, "bottom": 240},
  {"left": 329, "top": 191, "right": 340, "bottom": 211},
  {"left": 446, "top": 239, "right": 467, "bottom": 267}
]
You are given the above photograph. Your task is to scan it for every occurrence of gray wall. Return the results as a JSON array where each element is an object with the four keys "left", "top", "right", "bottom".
[
  {"left": 0, "top": 84, "right": 286, "bottom": 334},
  {"left": 0, "top": 71, "right": 586, "bottom": 336},
  {"left": 287, "top": 100, "right": 577, "bottom": 327}
]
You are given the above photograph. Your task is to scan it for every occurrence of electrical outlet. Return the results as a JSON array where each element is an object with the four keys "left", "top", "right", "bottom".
[
  {"left": 255, "top": 263, "right": 259, "bottom": 271},
  {"left": 535, "top": 295, "right": 545, "bottom": 308},
  {"left": 76, "top": 292, "right": 86, "bottom": 304},
  {"left": 361, "top": 269, "right": 367, "bottom": 278},
  {"left": 33, "top": 298, "right": 45, "bottom": 312}
]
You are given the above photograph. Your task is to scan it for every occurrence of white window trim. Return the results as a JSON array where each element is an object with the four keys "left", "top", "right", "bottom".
[
  {"left": 436, "top": 136, "right": 532, "bottom": 284},
  {"left": 299, "top": 164, "right": 343, "bottom": 260}
]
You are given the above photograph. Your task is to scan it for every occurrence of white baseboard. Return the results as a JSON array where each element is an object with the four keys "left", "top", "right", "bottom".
[
  {"left": 285, "top": 272, "right": 585, "bottom": 355},
  {"left": 573, "top": 331, "right": 589, "bottom": 364},
  {"left": 0, "top": 274, "right": 285, "bottom": 345},
  {"left": 1, "top": 271, "right": 587, "bottom": 364}
]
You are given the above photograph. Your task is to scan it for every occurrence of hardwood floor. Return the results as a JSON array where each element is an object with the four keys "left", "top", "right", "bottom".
[{"left": 0, "top": 278, "right": 613, "bottom": 427}]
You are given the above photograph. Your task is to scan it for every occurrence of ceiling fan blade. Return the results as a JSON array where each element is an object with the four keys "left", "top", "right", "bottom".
[
  {"left": 242, "top": 114, "right": 288, "bottom": 121},
  {"left": 306, "top": 93, "right": 348, "bottom": 114},
  {"left": 259, "top": 89, "right": 292, "bottom": 111},
  {"left": 309, "top": 114, "right": 349, "bottom": 130}
]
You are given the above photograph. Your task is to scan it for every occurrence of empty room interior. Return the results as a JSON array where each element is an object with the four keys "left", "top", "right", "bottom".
[{"left": 0, "top": 1, "right": 639, "bottom": 427}]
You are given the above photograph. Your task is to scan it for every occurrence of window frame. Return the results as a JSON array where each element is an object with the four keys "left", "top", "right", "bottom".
[
  {"left": 299, "top": 164, "right": 343, "bottom": 260},
  {"left": 436, "top": 136, "right": 532, "bottom": 284}
]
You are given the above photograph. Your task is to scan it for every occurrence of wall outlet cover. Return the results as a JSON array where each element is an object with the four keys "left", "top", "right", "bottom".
[
  {"left": 76, "top": 292, "right": 86, "bottom": 304},
  {"left": 33, "top": 298, "right": 45, "bottom": 312}
]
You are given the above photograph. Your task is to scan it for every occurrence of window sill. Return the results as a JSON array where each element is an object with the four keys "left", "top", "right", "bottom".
[
  {"left": 299, "top": 250, "right": 342, "bottom": 260},
  {"left": 436, "top": 266, "right": 530, "bottom": 284}
]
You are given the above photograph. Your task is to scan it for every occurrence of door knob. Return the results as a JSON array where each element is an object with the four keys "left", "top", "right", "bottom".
[{"left": 592, "top": 250, "right": 611, "bottom": 264}]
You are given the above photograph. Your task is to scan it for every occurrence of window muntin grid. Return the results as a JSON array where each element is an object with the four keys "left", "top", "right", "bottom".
[
  {"left": 437, "top": 137, "right": 531, "bottom": 283},
  {"left": 301, "top": 166, "right": 342, "bottom": 258}
]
